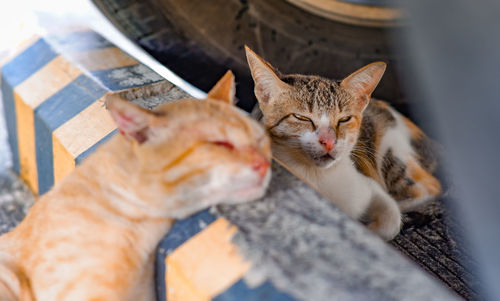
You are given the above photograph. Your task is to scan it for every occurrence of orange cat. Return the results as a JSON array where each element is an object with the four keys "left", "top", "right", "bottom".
[{"left": 0, "top": 71, "right": 271, "bottom": 301}]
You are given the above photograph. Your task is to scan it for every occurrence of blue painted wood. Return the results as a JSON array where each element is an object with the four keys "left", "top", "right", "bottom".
[
  {"left": 1, "top": 39, "right": 58, "bottom": 87},
  {"left": 91, "top": 64, "right": 164, "bottom": 91},
  {"left": 34, "top": 74, "right": 107, "bottom": 194},
  {"left": 35, "top": 75, "right": 107, "bottom": 131},
  {"left": 75, "top": 129, "right": 118, "bottom": 164},
  {"left": 214, "top": 280, "right": 295, "bottom": 301},
  {"left": 154, "top": 209, "right": 217, "bottom": 301},
  {"left": 1, "top": 78, "right": 19, "bottom": 173},
  {"left": 33, "top": 113, "right": 53, "bottom": 195}
]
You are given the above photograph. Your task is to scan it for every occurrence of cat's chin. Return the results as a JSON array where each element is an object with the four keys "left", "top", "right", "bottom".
[
  {"left": 312, "top": 154, "right": 338, "bottom": 169},
  {"left": 166, "top": 175, "right": 270, "bottom": 219},
  {"left": 230, "top": 170, "right": 271, "bottom": 203},
  {"left": 232, "top": 185, "right": 267, "bottom": 202}
]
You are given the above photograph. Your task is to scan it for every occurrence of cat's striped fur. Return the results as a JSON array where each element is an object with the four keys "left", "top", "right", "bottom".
[
  {"left": 246, "top": 46, "right": 441, "bottom": 240},
  {"left": 0, "top": 71, "right": 271, "bottom": 300}
]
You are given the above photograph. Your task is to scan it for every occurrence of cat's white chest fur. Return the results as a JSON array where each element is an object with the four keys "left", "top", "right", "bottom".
[
  {"left": 274, "top": 143, "right": 402, "bottom": 240},
  {"left": 308, "top": 159, "right": 374, "bottom": 219},
  {"left": 277, "top": 152, "right": 374, "bottom": 219}
]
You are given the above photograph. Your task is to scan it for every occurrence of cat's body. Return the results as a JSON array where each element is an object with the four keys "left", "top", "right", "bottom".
[
  {"left": 355, "top": 100, "right": 441, "bottom": 212},
  {"left": 246, "top": 47, "right": 441, "bottom": 240},
  {"left": 0, "top": 145, "right": 169, "bottom": 301},
  {"left": 0, "top": 71, "right": 271, "bottom": 300},
  {"left": 283, "top": 149, "right": 396, "bottom": 221}
]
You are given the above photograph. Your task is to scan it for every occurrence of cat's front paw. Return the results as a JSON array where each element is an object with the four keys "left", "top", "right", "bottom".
[{"left": 368, "top": 215, "right": 402, "bottom": 241}]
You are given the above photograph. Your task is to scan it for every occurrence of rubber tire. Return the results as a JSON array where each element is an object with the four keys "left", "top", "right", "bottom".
[{"left": 93, "top": 0, "right": 404, "bottom": 112}]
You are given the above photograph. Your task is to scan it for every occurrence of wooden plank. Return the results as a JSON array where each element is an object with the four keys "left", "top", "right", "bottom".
[{"left": 165, "top": 218, "right": 251, "bottom": 301}]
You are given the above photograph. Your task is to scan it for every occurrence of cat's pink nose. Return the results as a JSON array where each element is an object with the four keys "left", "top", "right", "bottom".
[
  {"left": 252, "top": 156, "right": 270, "bottom": 178},
  {"left": 319, "top": 136, "right": 335, "bottom": 152},
  {"left": 318, "top": 127, "right": 336, "bottom": 152}
]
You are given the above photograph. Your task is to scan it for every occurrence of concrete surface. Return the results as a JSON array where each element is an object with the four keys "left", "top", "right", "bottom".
[{"left": 217, "top": 162, "right": 459, "bottom": 301}]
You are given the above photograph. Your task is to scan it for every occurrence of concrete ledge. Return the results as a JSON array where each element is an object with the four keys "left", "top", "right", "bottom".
[{"left": 1, "top": 29, "right": 167, "bottom": 194}]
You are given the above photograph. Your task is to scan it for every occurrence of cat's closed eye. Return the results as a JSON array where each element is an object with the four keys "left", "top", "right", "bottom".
[
  {"left": 292, "top": 113, "right": 316, "bottom": 130},
  {"left": 292, "top": 113, "right": 311, "bottom": 122},
  {"left": 338, "top": 116, "right": 352, "bottom": 125},
  {"left": 212, "top": 141, "right": 235, "bottom": 150},
  {"left": 292, "top": 114, "right": 316, "bottom": 130}
]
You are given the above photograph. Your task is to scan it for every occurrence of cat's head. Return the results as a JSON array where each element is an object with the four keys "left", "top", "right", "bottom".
[
  {"left": 245, "top": 46, "right": 386, "bottom": 169},
  {"left": 106, "top": 71, "right": 271, "bottom": 218}
]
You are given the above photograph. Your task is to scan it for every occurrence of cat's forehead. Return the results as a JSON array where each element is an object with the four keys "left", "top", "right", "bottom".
[{"left": 282, "top": 75, "right": 350, "bottom": 113}]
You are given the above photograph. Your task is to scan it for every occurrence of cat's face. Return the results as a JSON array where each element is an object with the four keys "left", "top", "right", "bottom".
[
  {"left": 107, "top": 71, "right": 271, "bottom": 218},
  {"left": 256, "top": 76, "right": 365, "bottom": 168},
  {"left": 245, "top": 46, "right": 386, "bottom": 169}
]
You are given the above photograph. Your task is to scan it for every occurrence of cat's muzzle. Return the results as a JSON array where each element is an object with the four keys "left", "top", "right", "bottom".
[{"left": 312, "top": 153, "right": 337, "bottom": 168}]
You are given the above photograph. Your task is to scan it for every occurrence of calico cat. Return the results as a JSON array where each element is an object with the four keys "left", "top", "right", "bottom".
[
  {"left": 245, "top": 46, "right": 441, "bottom": 240},
  {"left": 0, "top": 71, "right": 271, "bottom": 301}
]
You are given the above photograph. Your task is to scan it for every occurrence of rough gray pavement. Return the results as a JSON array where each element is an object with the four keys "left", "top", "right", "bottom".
[
  {"left": 392, "top": 203, "right": 483, "bottom": 300},
  {"left": 0, "top": 170, "right": 34, "bottom": 235},
  {"left": 217, "top": 162, "right": 459, "bottom": 301}
]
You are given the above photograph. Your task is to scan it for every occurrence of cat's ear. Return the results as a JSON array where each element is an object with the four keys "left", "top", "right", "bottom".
[
  {"left": 245, "top": 46, "right": 289, "bottom": 105},
  {"left": 207, "top": 70, "right": 235, "bottom": 104},
  {"left": 105, "top": 93, "right": 161, "bottom": 144},
  {"left": 341, "top": 62, "right": 386, "bottom": 109}
]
